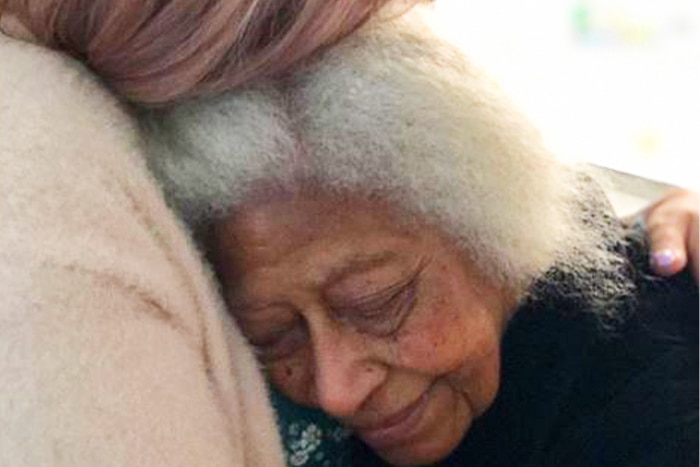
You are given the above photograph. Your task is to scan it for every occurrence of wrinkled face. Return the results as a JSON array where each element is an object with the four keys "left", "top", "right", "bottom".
[{"left": 211, "top": 192, "right": 513, "bottom": 466}]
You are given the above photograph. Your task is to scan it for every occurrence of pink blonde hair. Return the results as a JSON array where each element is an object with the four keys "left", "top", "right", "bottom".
[{"left": 3, "top": 0, "right": 397, "bottom": 105}]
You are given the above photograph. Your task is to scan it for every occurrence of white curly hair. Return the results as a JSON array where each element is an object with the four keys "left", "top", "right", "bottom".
[{"left": 141, "top": 5, "right": 630, "bottom": 304}]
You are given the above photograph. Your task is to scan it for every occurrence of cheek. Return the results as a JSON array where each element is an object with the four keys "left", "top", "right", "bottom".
[
  {"left": 396, "top": 309, "right": 495, "bottom": 375},
  {"left": 266, "top": 354, "right": 314, "bottom": 407},
  {"left": 393, "top": 272, "right": 502, "bottom": 377},
  {"left": 394, "top": 298, "right": 503, "bottom": 417}
]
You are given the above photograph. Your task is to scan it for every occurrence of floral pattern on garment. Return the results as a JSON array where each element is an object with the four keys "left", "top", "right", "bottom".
[{"left": 272, "top": 389, "right": 354, "bottom": 467}]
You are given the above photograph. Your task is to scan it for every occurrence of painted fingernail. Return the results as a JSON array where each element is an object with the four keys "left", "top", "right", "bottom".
[{"left": 651, "top": 249, "right": 676, "bottom": 270}]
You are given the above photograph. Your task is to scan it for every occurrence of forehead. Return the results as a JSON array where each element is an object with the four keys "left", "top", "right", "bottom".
[
  {"left": 219, "top": 193, "right": 406, "bottom": 251},
  {"left": 210, "top": 192, "right": 436, "bottom": 287}
]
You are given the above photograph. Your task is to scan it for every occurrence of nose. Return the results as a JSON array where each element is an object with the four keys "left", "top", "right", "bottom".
[{"left": 310, "top": 325, "right": 387, "bottom": 419}]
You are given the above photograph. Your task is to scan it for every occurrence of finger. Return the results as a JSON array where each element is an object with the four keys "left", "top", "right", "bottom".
[
  {"left": 642, "top": 190, "right": 698, "bottom": 277},
  {"left": 649, "top": 247, "right": 687, "bottom": 277},
  {"left": 646, "top": 215, "right": 690, "bottom": 276}
]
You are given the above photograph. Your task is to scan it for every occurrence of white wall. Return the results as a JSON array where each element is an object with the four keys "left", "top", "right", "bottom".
[{"left": 434, "top": 0, "right": 700, "bottom": 189}]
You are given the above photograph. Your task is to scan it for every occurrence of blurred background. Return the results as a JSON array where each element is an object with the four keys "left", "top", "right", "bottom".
[{"left": 434, "top": 0, "right": 699, "bottom": 214}]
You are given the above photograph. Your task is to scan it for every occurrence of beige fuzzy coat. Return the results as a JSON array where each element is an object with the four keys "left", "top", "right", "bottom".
[{"left": 0, "top": 35, "right": 284, "bottom": 467}]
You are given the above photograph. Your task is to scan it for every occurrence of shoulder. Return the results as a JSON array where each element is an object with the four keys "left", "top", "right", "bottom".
[
  {"left": 546, "top": 252, "right": 698, "bottom": 467},
  {"left": 0, "top": 34, "right": 139, "bottom": 158},
  {"left": 0, "top": 37, "right": 285, "bottom": 466},
  {"left": 0, "top": 34, "right": 154, "bottom": 226},
  {"left": 483, "top": 242, "right": 698, "bottom": 467},
  {"left": 1, "top": 34, "right": 152, "bottom": 231},
  {"left": 0, "top": 34, "right": 206, "bottom": 333}
]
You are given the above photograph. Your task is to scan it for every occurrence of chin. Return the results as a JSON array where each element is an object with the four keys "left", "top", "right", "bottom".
[
  {"left": 374, "top": 417, "right": 469, "bottom": 466},
  {"left": 375, "top": 439, "right": 463, "bottom": 466}
]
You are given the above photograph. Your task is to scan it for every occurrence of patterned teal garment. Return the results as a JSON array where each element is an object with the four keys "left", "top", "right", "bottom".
[{"left": 271, "top": 389, "right": 354, "bottom": 467}]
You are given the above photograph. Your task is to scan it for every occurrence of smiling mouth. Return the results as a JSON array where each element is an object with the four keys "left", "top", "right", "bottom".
[{"left": 355, "top": 386, "right": 433, "bottom": 449}]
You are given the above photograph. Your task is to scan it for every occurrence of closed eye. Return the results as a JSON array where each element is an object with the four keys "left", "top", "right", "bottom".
[
  {"left": 340, "top": 277, "right": 415, "bottom": 317},
  {"left": 329, "top": 262, "right": 425, "bottom": 336},
  {"left": 249, "top": 321, "right": 308, "bottom": 362}
]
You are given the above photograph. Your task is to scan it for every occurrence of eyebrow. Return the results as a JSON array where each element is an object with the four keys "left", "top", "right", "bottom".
[{"left": 323, "top": 251, "right": 400, "bottom": 288}]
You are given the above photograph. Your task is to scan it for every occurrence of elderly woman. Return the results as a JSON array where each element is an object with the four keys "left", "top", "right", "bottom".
[
  {"left": 1, "top": 2, "right": 697, "bottom": 467},
  {"left": 141, "top": 6, "right": 698, "bottom": 467}
]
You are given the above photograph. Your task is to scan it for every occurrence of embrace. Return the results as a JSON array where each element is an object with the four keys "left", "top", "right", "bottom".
[{"left": 2, "top": 2, "right": 697, "bottom": 467}]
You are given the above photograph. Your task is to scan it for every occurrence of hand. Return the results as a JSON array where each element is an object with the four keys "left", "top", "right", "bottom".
[{"left": 634, "top": 189, "right": 698, "bottom": 283}]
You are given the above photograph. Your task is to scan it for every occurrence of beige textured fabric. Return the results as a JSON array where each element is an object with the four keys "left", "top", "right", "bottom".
[{"left": 0, "top": 35, "right": 284, "bottom": 467}]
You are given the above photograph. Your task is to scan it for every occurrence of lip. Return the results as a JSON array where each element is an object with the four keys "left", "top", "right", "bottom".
[{"left": 355, "top": 386, "right": 432, "bottom": 449}]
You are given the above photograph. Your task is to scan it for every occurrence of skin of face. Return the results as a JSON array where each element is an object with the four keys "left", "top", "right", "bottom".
[{"left": 210, "top": 191, "right": 514, "bottom": 466}]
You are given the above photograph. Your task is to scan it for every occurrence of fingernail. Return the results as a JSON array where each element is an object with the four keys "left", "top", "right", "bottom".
[{"left": 651, "top": 249, "right": 676, "bottom": 270}]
